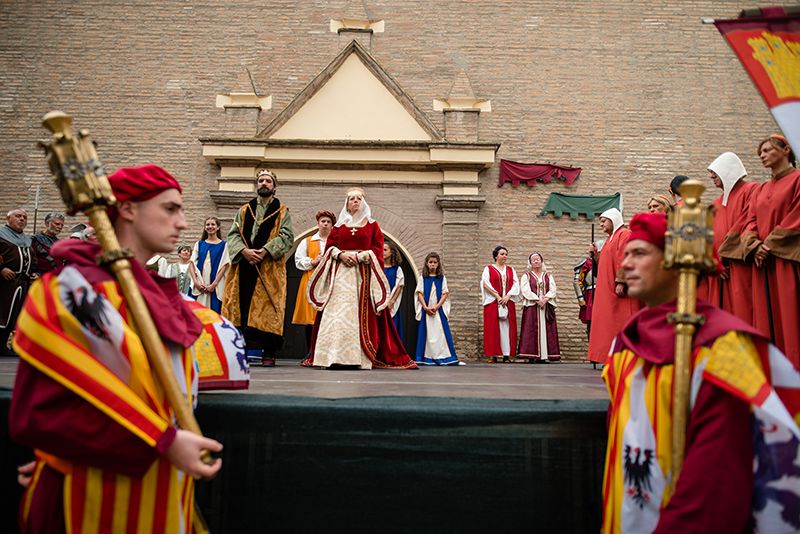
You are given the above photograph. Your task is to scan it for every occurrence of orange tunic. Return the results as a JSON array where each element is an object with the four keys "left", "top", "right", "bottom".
[
  {"left": 587, "top": 227, "right": 642, "bottom": 363},
  {"left": 292, "top": 235, "right": 321, "bottom": 325}
]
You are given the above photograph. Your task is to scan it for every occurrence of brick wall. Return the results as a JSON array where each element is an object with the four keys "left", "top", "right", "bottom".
[{"left": 0, "top": 0, "right": 780, "bottom": 359}]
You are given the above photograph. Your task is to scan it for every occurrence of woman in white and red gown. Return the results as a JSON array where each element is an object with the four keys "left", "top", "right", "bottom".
[
  {"left": 303, "top": 189, "right": 417, "bottom": 369},
  {"left": 481, "top": 246, "right": 520, "bottom": 362}
]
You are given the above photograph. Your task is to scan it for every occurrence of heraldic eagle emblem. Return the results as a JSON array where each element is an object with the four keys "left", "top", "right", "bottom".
[{"left": 624, "top": 444, "right": 654, "bottom": 509}]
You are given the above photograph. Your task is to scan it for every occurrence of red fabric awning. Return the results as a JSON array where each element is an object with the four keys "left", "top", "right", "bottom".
[{"left": 498, "top": 159, "right": 582, "bottom": 187}]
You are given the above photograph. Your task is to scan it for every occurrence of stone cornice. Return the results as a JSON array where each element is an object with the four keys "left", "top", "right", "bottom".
[
  {"left": 198, "top": 137, "right": 499, "bottom": 151},
  {"left": 435, "top": 195, "right": 487, "bottom": 211}
]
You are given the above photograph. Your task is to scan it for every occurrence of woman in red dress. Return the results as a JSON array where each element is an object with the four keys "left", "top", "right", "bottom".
[
  {"left": 304, "top": 189, "right": 417, "bottom": 369},
  {"left": 742, "top": 135, "right": 800, "bottom": 366},
  {"left": 481, "top": 246, "right": 520, "bottom": 363}
]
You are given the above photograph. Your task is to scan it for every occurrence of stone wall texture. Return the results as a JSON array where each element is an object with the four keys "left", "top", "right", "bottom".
[{"left": 0, "top": 0, "right": 781, "bottom": 359}]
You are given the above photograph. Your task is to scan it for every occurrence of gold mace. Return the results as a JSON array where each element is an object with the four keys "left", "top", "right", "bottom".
[{"left": 662, "top": 179, "right": 716, "bottom": 492}]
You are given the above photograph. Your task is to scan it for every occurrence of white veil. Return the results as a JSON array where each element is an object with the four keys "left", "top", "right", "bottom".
[{"left": 335, "top": 188, "right": 375, "bottom": 227}]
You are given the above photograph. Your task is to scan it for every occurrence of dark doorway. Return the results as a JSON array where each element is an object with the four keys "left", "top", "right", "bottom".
[
  {"left": 279, "top": 238, "right": 418, "bottom": 360},
  {"left": 392, "top": 244, "right": 419, "bottom": 358},
  {"left": 280, "top": 256, "right": 308, "bottom": 359}
]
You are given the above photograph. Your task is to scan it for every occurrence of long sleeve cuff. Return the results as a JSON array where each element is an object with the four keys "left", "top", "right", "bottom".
[{"left": 155, "top": 426, "right": 177, "bottom": 455}]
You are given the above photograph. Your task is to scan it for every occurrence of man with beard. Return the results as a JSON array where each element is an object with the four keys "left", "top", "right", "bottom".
[
  {"left": 223, "top": 168, "right": 294, "bottom": 366},
  {"left": 31, "top": 211, "right": 65, "bottom": 275},
  {"left": 0, "top": 209, "right": 33, "bottom": 356}
]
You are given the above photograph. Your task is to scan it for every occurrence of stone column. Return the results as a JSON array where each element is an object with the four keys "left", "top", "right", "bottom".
[{"left": 436, "top": 195, "right": 485, "bottom": 360}]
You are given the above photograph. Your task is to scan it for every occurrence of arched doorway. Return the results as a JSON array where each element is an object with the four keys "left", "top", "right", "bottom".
[{"left": 279, "top": 229, "right": 419, "bottom": 360}]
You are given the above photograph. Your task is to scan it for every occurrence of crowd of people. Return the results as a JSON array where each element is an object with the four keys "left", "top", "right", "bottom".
[
  {"left": 2, "top": 132, "right": 799, "bottom": 532},
  {"left": 578, "top": 135, "right": 799, "bottom": 373},
  {"left": 0, "top": 170, "right": 464, "bottom": 370},
  {"left": 2, "top": 136, "right": 797, "bottom": 371}
]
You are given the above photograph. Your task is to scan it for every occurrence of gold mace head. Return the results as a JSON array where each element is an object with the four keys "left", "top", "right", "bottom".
[
  {"left": 663, "top": 179, "right": 716, "bottom": 273},
  {"left": 40, "top": 111, "right": 116, "bottom": 215}
]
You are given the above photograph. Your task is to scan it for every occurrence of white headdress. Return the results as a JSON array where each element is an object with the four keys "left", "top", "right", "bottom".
[
  {"left": 708, "top": 152, "right": 747, "bottom": 207},
  {"left": 599, "top": 208, "right": 624, "bottom": 240},
  {"left": 527, "top": 251, "right": 548, "bottom": 272},
  {"left": 335, "top": 188, "right": 375, "bottom": 227}
]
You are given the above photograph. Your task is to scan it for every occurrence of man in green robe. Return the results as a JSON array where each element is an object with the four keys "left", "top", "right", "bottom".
[{"left": 222, "top": 169, "right": 294, "bottom": 366}]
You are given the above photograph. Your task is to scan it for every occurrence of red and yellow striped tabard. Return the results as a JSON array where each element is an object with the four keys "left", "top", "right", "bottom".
[{"left": 12, "top": 271, "right": 198, "bottom": 534}]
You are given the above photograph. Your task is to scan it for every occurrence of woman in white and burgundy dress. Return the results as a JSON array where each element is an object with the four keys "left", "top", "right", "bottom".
[
  {"left": 518, "top": 252, "right": 561, "bottom": 362},
  {"left": 303, "top": 189, "right": 417, "bottom": 369},
  {"left": 481, "top": 246, "right": 520, "bottom": 363}
]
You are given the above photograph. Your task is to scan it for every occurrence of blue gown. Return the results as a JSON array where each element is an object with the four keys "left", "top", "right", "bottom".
[{"left": 384, "top": 265, "right": 403, "bottom": 338}]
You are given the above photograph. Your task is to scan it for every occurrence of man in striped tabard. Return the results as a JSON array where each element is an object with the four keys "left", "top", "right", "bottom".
[
  {"left": 9, "top": 164, "right": 222, "bottom": 534},
  {"left": 602, "top": 212, "right": 800, "bottom": 534}
]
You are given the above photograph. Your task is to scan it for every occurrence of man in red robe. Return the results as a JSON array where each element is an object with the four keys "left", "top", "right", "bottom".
[
  {"left": 602, "top": 212, "right": 800, "bottom": 533},
  {"left": 702, "top": 151, "right": 758, "bottom": 324},
  {"left": 587, "top": 208, "right": 642, "bottom": 364},
  {"left": 10, "top": 165, "right": 223, "bottom": 534},
  {"left": 741, "top": 135, "right": 800, "bottom": 367}
]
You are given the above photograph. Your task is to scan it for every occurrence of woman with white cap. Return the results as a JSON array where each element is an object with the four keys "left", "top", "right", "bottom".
[
  {"left": 703, "top": 151, "right": 758, "bottom": 323},
  {"left": 586, "top": 208, "right": 642, "bottom": 364},
  {"left": 303, "top": 188, "right": 417, "bottom": 369}
]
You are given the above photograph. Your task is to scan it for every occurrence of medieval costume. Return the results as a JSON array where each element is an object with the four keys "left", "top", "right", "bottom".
[
  {"left": 601, "top": 212, "right": 800, "bottom": 533},
  {"left": 742, "top": 167, "right": 800, "bottom": 366},
  {"left": 190, "top": 239, "right": 230, "bottom": 313},
  {"left": 222, "top": 196, "right": 294, "bottom": 361},
  {"left": 602, "top": 303, "right": 800, "bottom": 533},
  {"left": 481, "top": 262, "right": 520, "bottom": 360},
  {"left": 31, "top": 231, "right": 59, "bottom": 275},
  {"left": 304, "top": 192, "right": 416, "bottom": 369},
  {"left": 9, "top": 165, "right": 230, "bottom": 533},
  {"left": 587, "top": 209, "right": 642, "bottom": 364},
  {"left": 162, "top": 261, "right": 193, "bottom": 294},
  {"left": 573, "top": 239, "right": 604, "bottom": 340},
  {"left": 518, "top": 255, "right": 561, "bottom": 362},
  {"left": 292, "top": 231, "right": 327, "bottom": 326},
  {"left": 0, "top": 223, "right": 32, "bottom": 355},
  {"left": 700, "top": 152, "right": 758, "bottom": 324},
  {"left": 414, "top": 274, "right": 460, "bottom": 365},
  {"left": 146, "top": 254, "right": 168, "bottom": 275},
  {"left": 384, "top": 263, "right": 404, "bottom": 337}
]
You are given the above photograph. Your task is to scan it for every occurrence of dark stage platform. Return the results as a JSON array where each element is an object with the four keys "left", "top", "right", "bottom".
[{"left": 0, "top": 359, "right": 609, "bottom": 533}]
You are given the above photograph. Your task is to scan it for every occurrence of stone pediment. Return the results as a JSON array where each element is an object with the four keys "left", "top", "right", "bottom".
[
  {"left": 201, "top": 40, "right": 497, "bottom": 204},
  {"left": 258, "top": 40, "right": 443, "bottom": 142}
]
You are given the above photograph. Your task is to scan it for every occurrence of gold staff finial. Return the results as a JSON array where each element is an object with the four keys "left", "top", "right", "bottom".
[{"left": 662, "top": 178, "right": 716, "bottom": 493}]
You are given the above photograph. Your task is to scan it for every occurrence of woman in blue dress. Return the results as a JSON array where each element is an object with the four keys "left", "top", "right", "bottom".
[
  {"left": 189, "top": 216, "right": 230, "bottom": 313},
  {"left": 383, "top": 241, "right": 404, "bottom": 337},
  {"left": 415, "top": 252, "right": 462, "bottom": 365}
]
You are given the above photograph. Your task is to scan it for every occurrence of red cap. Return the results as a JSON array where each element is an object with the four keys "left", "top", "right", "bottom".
[
  {"left": 628, "top": 212, "right": 667, "bottom": 250},
  {"left": 108, "top": 165, "right": 182, "bottom": 204}
]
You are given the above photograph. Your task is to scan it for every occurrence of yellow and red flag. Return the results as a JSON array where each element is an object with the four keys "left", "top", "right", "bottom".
[{"left": 715, "top": 7, "right": 800, "bottom": 149}]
